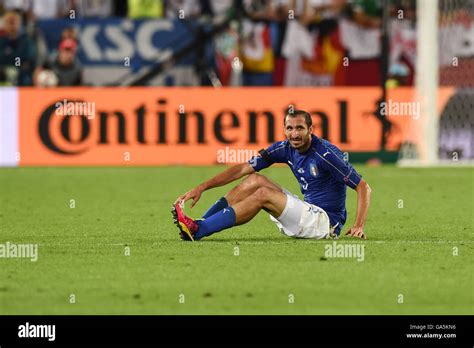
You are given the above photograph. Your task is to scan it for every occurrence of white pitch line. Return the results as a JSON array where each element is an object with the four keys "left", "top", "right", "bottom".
[
  {"left": 32, "top": 240, "right": 473, "bottom": 247},
  {"left": 231, "top": 240, "right": 472, "bottom": 245},
  {"left": 371, "top": 240, "right": 472, "bottom": 244}
]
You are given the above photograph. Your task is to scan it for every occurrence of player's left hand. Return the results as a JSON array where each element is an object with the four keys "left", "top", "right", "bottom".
[
  {"left": 174, "top": 185, "right": 204, "bottom": 208},
  {"left": 345, "top": 226, "right": 367, "bottom": 240}
]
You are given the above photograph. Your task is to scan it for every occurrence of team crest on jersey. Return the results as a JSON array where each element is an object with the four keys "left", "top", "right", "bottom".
[{"left": 310, "top": 164, "right": 318, "bottom": 177}]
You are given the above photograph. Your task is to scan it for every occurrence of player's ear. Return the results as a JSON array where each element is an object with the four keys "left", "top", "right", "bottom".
[{"left": 309, "top": 125, "right": 313, "bottom": 134}]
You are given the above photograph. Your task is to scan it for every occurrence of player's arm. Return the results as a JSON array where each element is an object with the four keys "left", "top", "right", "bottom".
[
  {"left": 174, "top": 163, "right": 255, "bottom": 208},
  {"left": 345, "top": 178, "right": 372, "bottom": 240},
  {"left": 319, "top": 149, "right": 371, "bottom": 239},
  {"left": 175, "top": 143, "right": 284, "bottom": 208}
]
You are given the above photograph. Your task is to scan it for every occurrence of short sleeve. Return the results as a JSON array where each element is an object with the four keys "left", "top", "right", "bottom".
[
  {"left": 320, "top": 151, "right": 362, "bottom": 189},
  {"left": 248, "top": 141, "right": 288, "bottom": 172}
]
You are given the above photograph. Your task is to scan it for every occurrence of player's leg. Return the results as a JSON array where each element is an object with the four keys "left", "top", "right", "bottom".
[
  {"left": 173, "top": 174, "right": 285, "bottom": 241},
  {"left": 225, "top": 173, "right": 282, "bottom": 206},
  {"left": 231, "top": 186, "right": 287, "bottom": 225},
  {"left": 201, "top": 173, "right": 282, "bottom": 219},
  {"left": 193, "top": 186, "right": 286, "bottom": 240}
]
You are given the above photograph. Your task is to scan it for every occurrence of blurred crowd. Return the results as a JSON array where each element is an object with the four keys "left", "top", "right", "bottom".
[{"left": 0, "top": 0, "right": 472, "bottom": 87}]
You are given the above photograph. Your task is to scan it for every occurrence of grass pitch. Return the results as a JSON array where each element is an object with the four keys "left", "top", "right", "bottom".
[{"left": 0, "top": 165, "right": 472, "bottom": 314}]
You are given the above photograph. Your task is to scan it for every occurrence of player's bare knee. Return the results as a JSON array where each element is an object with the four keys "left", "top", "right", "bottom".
[
  {"left": 255, "top": 173, "right": 271, "bottom": 187},
  {"left": 253, "top": 186, "right": 273, "bottom": 204},
  {"left": 243, "top": 173, "right": 261, "bottom": 188},
  {"left": 250, "top": 172, "right": 273, "bottom": 187}
]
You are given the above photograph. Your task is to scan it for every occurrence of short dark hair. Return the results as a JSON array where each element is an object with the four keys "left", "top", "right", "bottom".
[{"left": 284, "top": 110, "right": 312, "bottom": 127}]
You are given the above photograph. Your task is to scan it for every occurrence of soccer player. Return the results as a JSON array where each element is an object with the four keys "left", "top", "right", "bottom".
[{"left": 172, "top": 110, "right": 371, "bottom": 241}]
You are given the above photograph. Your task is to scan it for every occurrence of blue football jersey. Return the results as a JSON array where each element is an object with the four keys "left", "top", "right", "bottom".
[{"left": 248, "top": 135, "right": 362, "bottom": 235}]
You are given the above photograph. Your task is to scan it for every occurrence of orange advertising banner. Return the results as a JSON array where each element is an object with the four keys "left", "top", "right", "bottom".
[{"left": 17, "top": 87, "right": 454, "bottom": 166}]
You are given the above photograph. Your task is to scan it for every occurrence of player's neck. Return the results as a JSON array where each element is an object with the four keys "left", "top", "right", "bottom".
[{"left": 297, "top": 138, "right": 312, "bottom": 154}]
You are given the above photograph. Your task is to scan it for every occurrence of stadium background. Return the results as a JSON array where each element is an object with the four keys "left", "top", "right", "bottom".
[
  {"left": 0, "top": 0, "right": 472, "bottom": 315},
  {"left": 1, "top": 0, "right": 473, "bottom": 166}
]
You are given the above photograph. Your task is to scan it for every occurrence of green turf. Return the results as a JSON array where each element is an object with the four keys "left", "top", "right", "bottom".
[{"left": 0, "top": 165, "right": 472, "bottom": 314}]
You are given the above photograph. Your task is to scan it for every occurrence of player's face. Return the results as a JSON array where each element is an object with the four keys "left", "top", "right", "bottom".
[{"left": 284, "top": 116, "right": 312, "bottom": 150}]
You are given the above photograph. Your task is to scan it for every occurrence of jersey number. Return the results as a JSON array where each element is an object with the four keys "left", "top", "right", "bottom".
[{"left": 299, "top": 177, "right": 308, "bottom": 191}]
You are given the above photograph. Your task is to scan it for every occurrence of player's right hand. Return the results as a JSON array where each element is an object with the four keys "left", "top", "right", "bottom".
[
  {"left": 174, "top": 186, "right": 204, "bottom": 208},
  {"left": 344, "top": 226, "right": 367, "bottom": 240}
]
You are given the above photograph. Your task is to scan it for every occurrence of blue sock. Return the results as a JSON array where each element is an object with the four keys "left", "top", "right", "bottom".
[
  {"left": 202, "top": 197, "right": 228, "bottom": 219},
  {"left": 194, "top": 207, "right": 236, "bottom": 240}
]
